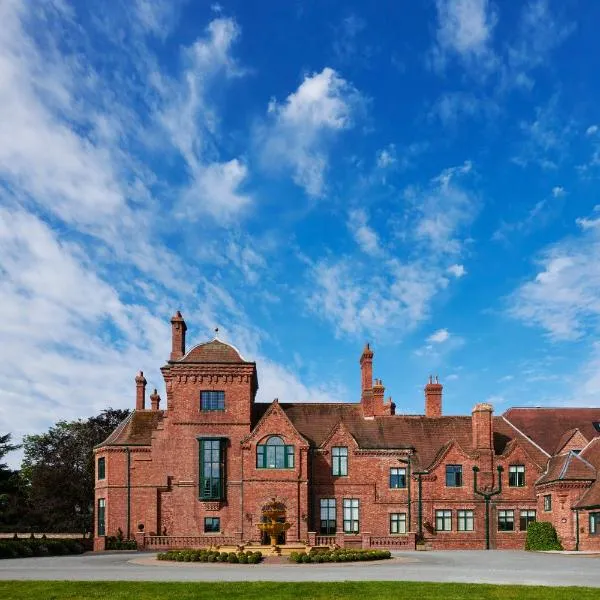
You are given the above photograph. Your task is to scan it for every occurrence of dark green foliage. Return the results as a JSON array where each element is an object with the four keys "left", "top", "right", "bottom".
[
  {"left": 288, "top": 548, "right": 392, "bottom": 563},
  {"left": 20, "top": 408, "right": 129, "bottom": 533},
  {"left": 0, "top": 537, "right": 86, "bottom": 559},
  {"left": 525, "top": 521, "right": 563, "bottom": 551},
  {"left": 105, "top": 537, "right": 137, "bottom": 550},
  {"left": 157, "top": 549, "right": 263, "bottom": 564}
]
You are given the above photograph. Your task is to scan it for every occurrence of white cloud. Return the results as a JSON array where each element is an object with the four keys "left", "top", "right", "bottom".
[
  {"left": 430, "top": 92, "right": 498, "bottom": 126},
  {"left": 512, "top": 96, "right": 572, "bottom": 169},
  {"left": 503, "top": 0, "right": 575, "bottom": 90},
  {"left": 586, "top": 125, "right": 598, "bottom": 136},
  {"left": 156, "top": 17, "right": 251, "bottom": 222},
  {"left": 552, "top": 186, "right": 565, "bottom": 198},
  {"left": 408, "top": 160, "right": 477, "bottom": 255},
  {"left": 376, "top": 145, "right": 397, "bottom": 169},
  {"left": 307, "top": 163, "right": 478, "bottom": 337},
  {"left": 429, "top": 0, "right": 498, "bottom": 75},
  {"left": 347, "top": 209, "right": 381, "bottom": 256},
  {"left": 447, "top": 264, "right": 467, "bottom": 278},
  {"left": 258, "top": 67, "right": 364, "bottom": 197},
  {"left": 428, "top": 328, "right": 450, "bottom": 343},
  {"left": 180, "top": 159, "right": 251, "bottom": 222},
  {"left": 509, "top": 208, "right": 600, "bottom": 340}
]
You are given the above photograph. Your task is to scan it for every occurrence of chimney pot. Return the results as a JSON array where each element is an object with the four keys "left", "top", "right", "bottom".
[
  {"left": 170, "top": 311, "right": 187, "bottom": 361},
  {"left": 150, "top": 388, "right": 161, "bottom": 411},
  {"left": 424, "top": 377, "right": 443, "bottom": 417},
  {"left": 135, "top": 371, "right": 147, "bottom": 410}
]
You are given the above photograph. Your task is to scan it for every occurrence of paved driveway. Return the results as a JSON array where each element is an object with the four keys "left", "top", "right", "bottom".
[{"left": 0, "top": 551, "right": 599, "bottom": 587}]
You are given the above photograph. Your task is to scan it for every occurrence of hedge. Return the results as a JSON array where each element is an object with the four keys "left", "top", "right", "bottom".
[
  {"left": 525, "top": 521, "right": 563, "bottom": 551},
  {"left": 157, "top": 549, "right": 263, "bottom": 564},
  {"left": 0, "top": 536, "right": 86, "bottom": 559},
  {"left": 106, "top": 537, "right": 137, "bottom": 550},
  {"left": 289, "top": 548, "right": 391, "bottom": 563}
]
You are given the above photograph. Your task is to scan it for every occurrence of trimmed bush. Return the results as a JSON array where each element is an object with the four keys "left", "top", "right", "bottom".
[
  {"left": 289, "top": 548, "right": 391, "bottom": 564},
  {"left": 525, "top": 521, "right": 563, "bottom": 551},
  {"left": 157, "top": 549, "right": 263, "bottom": 564},
  {"left": 106, "top": 537, "right": 137, "bottom": 550}
]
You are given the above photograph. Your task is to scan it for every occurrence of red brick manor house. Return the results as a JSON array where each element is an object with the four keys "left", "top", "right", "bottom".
[{"left": 94, "top": 312, "right": 600, "bottom": 551}]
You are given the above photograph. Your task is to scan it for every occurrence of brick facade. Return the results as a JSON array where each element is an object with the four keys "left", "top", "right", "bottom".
[{"left": 94, "top": 312, "right": 600, "bottom": 551}]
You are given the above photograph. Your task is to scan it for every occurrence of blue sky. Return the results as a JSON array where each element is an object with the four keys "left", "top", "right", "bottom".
[{"left": 1, "top": 0, "right": 600, "bottom": 466}]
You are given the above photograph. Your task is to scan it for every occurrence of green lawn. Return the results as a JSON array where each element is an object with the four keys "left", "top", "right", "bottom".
[{"left": 0, "top": 581, "right": 598, "bottom": 600}]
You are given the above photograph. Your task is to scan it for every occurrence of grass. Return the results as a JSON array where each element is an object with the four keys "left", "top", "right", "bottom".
[{"left": 0, "top": 581, "right": 598, "bottom": 600}]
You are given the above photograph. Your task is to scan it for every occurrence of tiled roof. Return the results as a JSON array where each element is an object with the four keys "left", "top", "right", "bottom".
[
  {"left": 553, "top": 428, "right": 584, "bottom": 455},
  {"left": 253, "top": 403, "right": 545, "bottom": 471},
  {"left": 581, "top": 437, "right": 600, "bottom": 466},
  {"left": 178, "top": 339, "right": 248, "bottom": 363},
  {"left": 574, "top": 480, "right": 600, "bottom": 509},
  {"left": 537, "top": 452, "right": 596, "bottom": 485},
  {"left": 98, "top": 410, "right": 163, "bottom": 447},
  {"left": 503, "top": 408, "right": 600, "bottom": 455}
]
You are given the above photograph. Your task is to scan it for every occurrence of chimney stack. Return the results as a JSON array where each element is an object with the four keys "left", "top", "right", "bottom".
[
  {"left": 135, "top": 371, "right": 147, "bottom": 410},
  {"left": 360, "top": 343, "right": 374, "bottom": 416},
  {"left": 150, "top": 388, "right": 161, "bottom": 411},
  {"left": 170, "top": 311, "right": 187, "bottom": 361},
  {"left": 424, "top": 375, "right": 443, "bottom": 417},
  {"left": 472, "top": 402, "right": 493, "bottom": 451}
]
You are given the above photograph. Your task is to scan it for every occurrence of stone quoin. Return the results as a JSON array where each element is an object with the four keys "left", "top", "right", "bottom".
[{"left": 94, "top": 312, "right": 600, "bottom": 551}]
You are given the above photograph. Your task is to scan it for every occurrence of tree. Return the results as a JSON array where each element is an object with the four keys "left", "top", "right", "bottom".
[
  {"left": 0, "top": 433, "right": 26, "bottom": 531},
  {"left": 21, "top": 408, "right": 129, "bottom": 533}
]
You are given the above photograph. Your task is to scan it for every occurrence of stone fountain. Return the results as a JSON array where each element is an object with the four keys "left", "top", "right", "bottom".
[{"left": 257, "top": 497, "right": 291, "bottom": 552}]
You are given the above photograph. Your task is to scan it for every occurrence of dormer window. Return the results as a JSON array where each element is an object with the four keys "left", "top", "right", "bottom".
[
  {"left": 201, "top": 390, "right": 225, "bottom": 411},
  {"left": 257, "top": 436, "right": 294, "bottom": 469}
]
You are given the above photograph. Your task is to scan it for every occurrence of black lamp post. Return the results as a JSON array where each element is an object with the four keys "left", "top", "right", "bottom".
[{"left": 472, "top": 465, "right": 503, "bottom": 550}]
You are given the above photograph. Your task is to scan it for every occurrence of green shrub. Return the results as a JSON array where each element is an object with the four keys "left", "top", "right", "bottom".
[
  {"left": 288, "top": 548, "right": 391, "bottom": 564},
  {"left": 525, "top": 521, "right": 563, "bottom": 551}
]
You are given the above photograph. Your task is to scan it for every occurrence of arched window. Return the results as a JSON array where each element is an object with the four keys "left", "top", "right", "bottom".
[{"left": 257, "top": 436, "right": 294, "bottom": 469}]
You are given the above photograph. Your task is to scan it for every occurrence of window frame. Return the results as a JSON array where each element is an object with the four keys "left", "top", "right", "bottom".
[
  {"left": 343, "top": 498, "right": 360, "bottom": 534},
  {"left": 389, "top": 467, "right": 407, "bottom": 489},
  {"left": 200, "top": 390, "right": 225, "bottom": 412},
  {"left": 498, "top": 509, "right": 515, "bottom": 532},
  {"left": 332, "top": 446, "right": 348, "bottom": 476},
  {"left": 320, "top": 498, "right": 336, "bottom": 535},
  {"left": 97, "top": 456, "right": 106, "bottom": 480},
  {"left": 457, "top": 509, "right": 474, "bottom": 532},
  {"left": 199, "top": 438, "right": 224, "bottom": 500},
  {"left": 204, "top": 517, "right": 220, "bottom": 533},
  {"left": 543, "top": 494, "right": 552, "bottom": 512},
  {"left": 590, "top": 512, "right": 600, "bottom": 535},
  {"left": 435, "top": 509, "right": 452, "bottom": 532},
  {"left": 256, "top": 436, "right": 295, "bottom": 469},
  {"left": 508, "top": 464, "right": 526, "bottom": 487},
  {"left": 445, "top": 464, "right": 463, "bottom": 487},
  {"left": 390, "top": 512, "right": 407, "bottom": 534},
  {"left": 97, "top": 498, "right": 106, "bottom": 537},
  {"left": 519, "top": 509, "right": 536, "bottom": 531}
]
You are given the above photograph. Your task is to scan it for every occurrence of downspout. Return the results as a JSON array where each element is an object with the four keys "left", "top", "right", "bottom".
[
  {"left": 417, "top": 472, "right": 423, "bottom": 538},
  {"left": 240, "top": 444, "right": 244, "bottom": 542},
  {"left": 575, "top": 509, "right": 580, "bottom": 551},
  {"left": 406, "top": 455, "right": 412, "bottom": 531},
  {"left": 126, "top": 447, "right": 131, "bottom": 540}
]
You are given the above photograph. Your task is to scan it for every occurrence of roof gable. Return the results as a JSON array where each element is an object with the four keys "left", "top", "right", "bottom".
[{"left": 503, "top": 408, "right": 600, "bottom": 455}]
